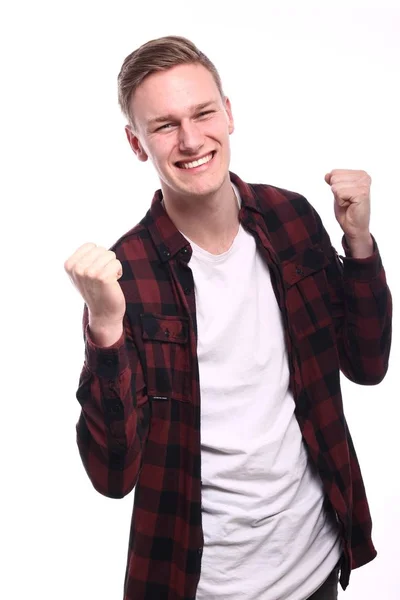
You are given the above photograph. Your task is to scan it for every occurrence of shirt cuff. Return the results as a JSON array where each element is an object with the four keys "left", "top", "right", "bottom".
[
  {"left": 339, "top": 234, "right": 383, "bottom": 281},
  {"left": 84, "top": 323, "right": 129, "bottom": 378}
]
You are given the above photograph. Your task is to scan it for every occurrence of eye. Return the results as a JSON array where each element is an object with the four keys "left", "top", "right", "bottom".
[
  {"left": 156, "top": 123, "right": 175, "bottom": 132},
  {"left": 197, "top": 110, "right": 214, "bottom": 118}
]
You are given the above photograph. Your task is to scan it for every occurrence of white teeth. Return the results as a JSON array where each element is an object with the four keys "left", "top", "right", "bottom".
[{"left": 179, "top": 153, "right": 213, "bottom": 169}]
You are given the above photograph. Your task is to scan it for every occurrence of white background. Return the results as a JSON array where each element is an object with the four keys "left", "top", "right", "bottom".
[{"left": 1, "top": 1, "right": 398, "bottom": 598}]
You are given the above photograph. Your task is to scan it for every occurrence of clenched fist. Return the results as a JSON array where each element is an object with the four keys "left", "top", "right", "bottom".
[{"left": 64, "top": 243, "right": 126, "bottom": 345}]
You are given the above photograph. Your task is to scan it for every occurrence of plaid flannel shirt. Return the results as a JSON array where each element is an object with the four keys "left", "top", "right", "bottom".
[{"left": 75, "top": 171, "right": 392, "bottom": 599}]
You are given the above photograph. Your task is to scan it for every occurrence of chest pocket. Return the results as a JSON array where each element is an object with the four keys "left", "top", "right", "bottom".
[
  {"left": 140, "top": 313, "right": 191, "bottom": 402},
  {"left": 281, "top": 247, "right": 333, "bottom": 339}
]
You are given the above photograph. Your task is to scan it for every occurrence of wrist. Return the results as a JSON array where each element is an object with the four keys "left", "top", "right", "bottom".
[
  {"left": 88, "top": 317, "right": 124, "bottom": 348},
  {"left": 345, "top": 232, "right": 374, "bottom": 259}
]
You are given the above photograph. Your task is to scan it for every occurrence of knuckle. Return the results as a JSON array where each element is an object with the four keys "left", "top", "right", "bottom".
[
  {"left": 84, "top": 267, "right": 97, "bottom": 279},
  {"left": 75, "top": 265, "right": 89, "bottom": 278},
  {"left": 98, "top": 269, "right": 114, "bottom": 284},
  {"left": 360, "top": 171, "right": 371, "bottom": 183},
  {"left": 73, "top": 265, "right": 82, "bottom": 277}
]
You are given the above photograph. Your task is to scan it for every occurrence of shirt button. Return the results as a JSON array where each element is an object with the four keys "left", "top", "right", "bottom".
[
  {"left": 197, "top": 547, "right": 203, "bottom": 555},
  {"left": 184, "top": 287, "right": 191, "bottom": 295},
  {"left": 295, "top": 266, "right": 304, "bottom": 275}
]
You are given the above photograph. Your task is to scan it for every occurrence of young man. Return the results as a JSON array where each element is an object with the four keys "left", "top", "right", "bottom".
[{"left": 64, "top": 36, "right": 392, "bottom": 600}]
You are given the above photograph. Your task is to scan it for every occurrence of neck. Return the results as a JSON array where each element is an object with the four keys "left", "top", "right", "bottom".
[{"left": 161, "top": 176, "right": 240, "bottom": 254}]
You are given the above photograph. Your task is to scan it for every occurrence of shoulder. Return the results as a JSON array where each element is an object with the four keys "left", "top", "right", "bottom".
[
  {"left": 106, "top": 220, "right": 151, "bottom": 260},
  {"left": 251, "top": 182, "right": 314, "bottom": 217},
  {"left": 248, "top": 181, "right": 330, "bottom": 253}
]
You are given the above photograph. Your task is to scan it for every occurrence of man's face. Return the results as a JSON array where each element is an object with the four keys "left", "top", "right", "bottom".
[{"left": 126, "top": 63, "right": 234, "bottom": 200}]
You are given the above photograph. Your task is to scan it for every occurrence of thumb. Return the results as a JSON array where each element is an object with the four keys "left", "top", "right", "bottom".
[{"left": 324, "top": 172, "right": 332, "bottom": 185}]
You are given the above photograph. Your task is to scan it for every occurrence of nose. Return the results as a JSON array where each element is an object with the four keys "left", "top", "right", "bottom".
[{"left": 178, "top": 119, "right": 204, "bottom": 154}]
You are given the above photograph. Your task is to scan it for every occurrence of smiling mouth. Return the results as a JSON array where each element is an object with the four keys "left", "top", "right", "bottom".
[{"left": 175, "top": 151, "right": 216, "bottom": 170}]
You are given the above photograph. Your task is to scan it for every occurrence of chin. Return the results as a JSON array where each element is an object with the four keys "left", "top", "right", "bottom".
[
  {"left": 161, "top": 159, "right": 228, "bottom": 198},
  {"left": 188, "top": 169, "right": 226, "bottom": 190},
  {"left": 183, "top": 179, "right": 223, "bottom": 198}
]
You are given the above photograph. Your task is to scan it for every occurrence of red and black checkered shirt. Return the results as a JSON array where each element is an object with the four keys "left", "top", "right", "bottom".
[{"left": 75, "top": 171, "right": 392, "bottom": 599}]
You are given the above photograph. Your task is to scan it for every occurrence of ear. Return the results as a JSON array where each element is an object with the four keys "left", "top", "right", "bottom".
[
  {"left": 224, "top": 96, "right": 235, "bottom": 135},
  {"left": 125, "top": 125, "right": 148, "bottom": 162}
]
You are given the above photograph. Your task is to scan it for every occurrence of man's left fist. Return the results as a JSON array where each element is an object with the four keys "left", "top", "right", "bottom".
[{"left": 325, "top": 169, "right": 371, "bottom": 240}]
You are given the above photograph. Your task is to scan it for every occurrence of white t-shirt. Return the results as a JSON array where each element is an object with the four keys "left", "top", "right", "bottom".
[{"left": 184, "top": 184, "right": 342, "bottom": 600}]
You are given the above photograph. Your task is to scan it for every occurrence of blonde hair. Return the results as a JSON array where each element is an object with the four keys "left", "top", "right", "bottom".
[{"left": 117, "top": 35, "right": 225, "bottom": 128}]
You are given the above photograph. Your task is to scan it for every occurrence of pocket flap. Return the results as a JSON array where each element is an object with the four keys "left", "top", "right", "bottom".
[
  {"left": 282, "top": 247, "right": 330, "bottom": 287},
  {"left": 140, "top": 314, "right": 189, "bottom": 344}
]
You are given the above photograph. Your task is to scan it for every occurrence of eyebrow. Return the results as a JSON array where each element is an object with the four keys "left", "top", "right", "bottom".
[{"left": 147, "top": 101, "right": 217, "bottom": 128}]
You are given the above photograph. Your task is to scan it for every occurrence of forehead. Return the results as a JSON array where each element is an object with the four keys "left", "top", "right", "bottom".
[{"left": 131, "top": 63, "right": 221, "bottom": 123}]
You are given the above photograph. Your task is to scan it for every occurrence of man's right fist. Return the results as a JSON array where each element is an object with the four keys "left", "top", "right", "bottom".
[{"left": 64, "top": 243, "right": 126, "bottom": 327}]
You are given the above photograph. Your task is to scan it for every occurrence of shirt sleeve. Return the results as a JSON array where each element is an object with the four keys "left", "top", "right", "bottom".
[
  {"left": 314, "top": 212, "right": 393, "bottom": 385},
  {"left": 75, "top": 304, "right": 150, "bottom": 498}
]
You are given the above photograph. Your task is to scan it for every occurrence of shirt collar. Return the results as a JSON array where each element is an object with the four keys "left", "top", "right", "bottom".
[{"left": 143, "top": 171, "right": 264, "bottom": 263}]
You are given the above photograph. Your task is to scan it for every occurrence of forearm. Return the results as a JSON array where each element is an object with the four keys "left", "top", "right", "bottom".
[
  {"left": 76, "top": 305, "right": 149, "bottom": 498},
  {"left": 310, "top": 204, "right": 392, "bottom": 384},
  {"left": 328, "top": 234, "right": 392, "bottom": 384}
]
